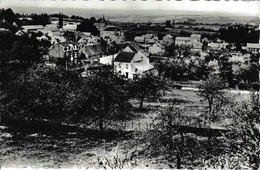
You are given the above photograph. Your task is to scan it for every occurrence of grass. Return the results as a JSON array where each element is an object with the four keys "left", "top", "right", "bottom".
[{"left": 0, "top": 88, "right": 239, "bottom": 168}]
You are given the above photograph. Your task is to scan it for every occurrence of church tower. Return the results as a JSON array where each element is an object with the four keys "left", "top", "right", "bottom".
[{"left": 100, "top": 15, "right": 106, "bottom": 30}]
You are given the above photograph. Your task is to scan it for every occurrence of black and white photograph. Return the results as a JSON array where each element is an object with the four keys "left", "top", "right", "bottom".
[{"left": 0, "top": 0, "right": 259, "bottom": 169}]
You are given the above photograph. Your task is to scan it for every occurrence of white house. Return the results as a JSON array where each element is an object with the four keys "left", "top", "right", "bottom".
[
  {"left": 134, "top": 36, "right": 145, "bottom": 43},
  {"left": 113, "top": 46, "right": 153, "bottom": 79},
  {"left": 191, "top": 34, "right": 201, "bottom": 42},
  {"left": 175, "top": 37, "right": 191, "bottom": 46},
  {"left": 246, "top": 43, "right": 260, "bottom": 53},
  {"left": 62, "top": 23, "right": 77, "bottom": 31},
  {"left": 191, "top": 41, "right": 203, "bottom": 52},
  {"left": 208, "top": 42, "right": 229, "bottom": 51}
]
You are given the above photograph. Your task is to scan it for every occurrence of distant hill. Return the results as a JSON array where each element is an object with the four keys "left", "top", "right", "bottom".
[{"left": 5, "top": 7, "right": 259, "bottom": 24}]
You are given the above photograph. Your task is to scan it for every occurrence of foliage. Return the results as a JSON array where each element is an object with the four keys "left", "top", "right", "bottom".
[
  {"left": 198, "top": 74, "right": 226, "bottom": 125},
  {"left": 130, "top": 71, "right": 166, "bottom": 109},
  {"left": 77, "top": 18, "right": 100, "bottom": 36},
  {"left": 147, "top": 106, "right": 201, "bottom": 169},
  {"left": 0, "top": 8, "right": 19, "bottom": 25},
  {"left": 76, "top": 67, "right": 131, "bottom": 134},
  {"left": 31, "top": 13, "right": 50, "bottom": 26},
  {"left": 2, "top": 64, "right": 81, "bottom": 122},
  {"left": 197, "top": 74, "right": 226, "bottom": 148},
  {"left": 219, "top": 24, "right": 259, "bottom": 43},
  {"left": 222, "top": 92, "right": 260, "bottom": 169}
]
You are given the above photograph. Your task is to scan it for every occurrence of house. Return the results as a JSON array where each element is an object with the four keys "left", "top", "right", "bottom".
[
  {"left": 62, "top": 22, "right": 77, "bottom": 31},
  {"left": 123, "top": 45, "right": 140, "bottom": 53},
  {"left": 246, "top": 43, "right": 260, "bottom": 53},
  {"left": 103, "top": 34, "right": 125, "bottom": 45},
  {"left": 191, "top": 34, "right": 201, "bottom": 42},
  {"left": 134, "top": 36, "right": 145, "bottom": 43},
  {"left": 149, "top": 42, "right": 165, "bottom": 55},
  {"left": 175, "top": 37, "right": 191, "bottom": 46},
  {"left": 208, "top": 42, "right": 229, "bottom": 51},
  {"left": 99, "top": 54, "right": 116, "bottom": 65},
  {"left": 113, "top": 46, "right": 153, "bottom": 79},
  {"left": 15, "top": 30, "right": 27, "bottom": 37},
  {"left": 163, "top": 34, "right": 173, "bottom": 41},
  {"left": 191, "top": 41, "right": 203, "bottom": 52},
  {"left": 43, "top": 24, "right": 59, "bottom": 32},
  {"left": 48, "top": 41, "right": 80, "bottom": 64},
  {"left": 80, "top": 45, "right": 106, "bottom": 63},
  {"left": 100, "top": 26, "right": 122, "bottom": 37},
  {"left": 162, "top": 34, "right": 174, "bottom": 45},
  {"left": 22, "top": 25, "right": 44, "bottom": 33},
  {"left": 51, "top": 35, "right": 66, "bottom": 44},
  {"left": 78, "top": 32, "right": 93, "bottom": 45},
  {"left": 143, "top": 34, "right": 158, "bottom": 44},
  {"left": 37, "top": 35, "right": 50, "bottom": 41}
]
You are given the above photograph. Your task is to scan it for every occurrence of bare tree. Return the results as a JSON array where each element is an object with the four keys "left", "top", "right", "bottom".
[{"left": 197, "top": 74, "right": 226, "bottom": 148}]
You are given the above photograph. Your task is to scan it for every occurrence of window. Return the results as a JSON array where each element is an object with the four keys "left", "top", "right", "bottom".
[
  {"left": 126, "top": 64, "right": 128, "bottom": 69},
  {"left": 135, "top": 68, "right": 138, "bottom": 72},
  {"left": 133, "top": 74, "right": 138, "bottom": 80}
]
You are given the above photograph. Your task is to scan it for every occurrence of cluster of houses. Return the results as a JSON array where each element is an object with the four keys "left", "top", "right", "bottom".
[{"left": 11, "top": 15, "right": 260, "bottom": 79}]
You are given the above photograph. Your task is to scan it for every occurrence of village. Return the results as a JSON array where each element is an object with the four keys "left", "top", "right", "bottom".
[
  {"left": 6, "top": 12, "right": 259, "bottom": 81},
  {"left": 0, "top": 7, "right": 260, "bottom": 169}
]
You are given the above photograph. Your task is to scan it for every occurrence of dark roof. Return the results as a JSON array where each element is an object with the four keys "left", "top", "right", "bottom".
[
  {"left": 103, "top": 26, "right": 118, "bottom": 31},
  {"left": 59, "top": 41, "right": 77, "bottom": 47},
  {"left": 114, "top": 52, "right": 135, "bottom": 63},
  {"left": 128, "top": 45, "right": 138, "bottom": 53}
]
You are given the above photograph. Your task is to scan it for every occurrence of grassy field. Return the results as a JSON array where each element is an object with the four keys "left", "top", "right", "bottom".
[{"left": 0, "top": 88, "right": 240, "bottom": 168}]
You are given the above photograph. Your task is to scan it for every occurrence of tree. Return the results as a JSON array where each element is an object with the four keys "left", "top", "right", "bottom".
[
  {"left": 31, "top": 13, "right": 50, "bottom": 26},
  {"left": 77, "top": 67, "right": 131, "bottom": 135},
  {"left": 219, "top": 92, "right": 260, "bottom": 169},
  {"left": 130, "top": 71, "right": 165, "bottom": 109},
  {"left": 197, "top": 74, "right": 226, "bottom": 148},
  {"left": 77, "top": 18, "right": 100, "bottom": 36},
  {"left": 2, "top": 64, "right": 81, "bottom": 123},
  {"left": 147, "top": 106, "right": 201, "bottom": 169},
  {"left": 0, "top": 8, "right": 17, "bottom": 25}
]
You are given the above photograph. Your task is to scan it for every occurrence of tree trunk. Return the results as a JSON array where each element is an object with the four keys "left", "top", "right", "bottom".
[
  {"left": 208, "top": 102, "right": 212, "bottom": 149},
  {"left": 176, "top": 150, "right": 181, "bottom": 169},
  {"left": 99, "top": 117, "right": 104, "bottom": 137},
  {"left": 139, "top": 94, "right": 145, "bottom": 109},
  {"left": 207, "top": 129, "right": 211, "bottom": 151}
]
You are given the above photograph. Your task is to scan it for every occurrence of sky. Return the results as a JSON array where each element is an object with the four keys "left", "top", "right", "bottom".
[{"left": 1, "top": 0, "right": 259, "bottom": 16}]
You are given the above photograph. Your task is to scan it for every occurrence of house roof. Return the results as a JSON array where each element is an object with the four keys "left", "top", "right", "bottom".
[
  {"left": 143, "top": 34, "right": 154, "bottom": 39},
  {"left": 60, "top": 41, "right": 76, "bottom": 46},
  {"left": 193, "top": 42, "right": 203, "bottom": 48},
  {"left": 15, "top": 30, "right": 27, "bottom": 36},
  {"left": 22, "top": 25, "right": 44, "bottom": 30},
  {"left": 82, "top": 45, "right": 106, "bottom": 58},
  {"left": 82, "top": 32, "right": 92, "bottom": 37},
  {"left": 247, "top": 43, "right": 260, "bottom": 49},
  {"left": 103, "top": 26, "right": 118, "bottom": 32},
  {"left": 163, "top": 34, "right": 173, "bottom": 39},
  {"left": 128, "top": 45, "right": 139, "bottom": 53},
  {"left": 43, "top": 24, "right": 59, "bottom": 31},
  {"left": 37, "top": 35, "right": 50, "bottom": 41},
  {"left": 191, "top": 34, "right": 201, "bottom": 39},
  {"left": 134, "top": 36, "right": 145, "bottom": 43},
  {"left": 114, "top": 52, "right": 135, "bottom": 63},
  {"left": 176, "top": 37, "right": 191, "bottom": 41},
  {"left": 63, "top": 23, "right": 77, "bottom": 31}
]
